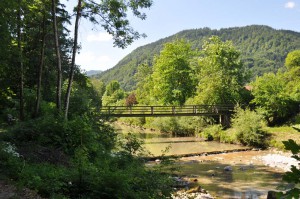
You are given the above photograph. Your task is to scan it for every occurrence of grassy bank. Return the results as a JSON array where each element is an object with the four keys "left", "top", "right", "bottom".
[{"left": 264, "top": 126, "right": 300, "bottom": 149}]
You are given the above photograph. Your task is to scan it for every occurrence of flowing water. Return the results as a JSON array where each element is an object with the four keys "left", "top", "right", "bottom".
[{"left": 114, "top": 123, "right": 291, "bottom": 198}]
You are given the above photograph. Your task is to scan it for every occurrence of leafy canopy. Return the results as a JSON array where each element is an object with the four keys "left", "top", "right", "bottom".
[
  {"left": 192, "top": 36, "right": 247, "bottom": 105},
  {"left": 150, "top": 39, "right": 196, "bottom": 105}
]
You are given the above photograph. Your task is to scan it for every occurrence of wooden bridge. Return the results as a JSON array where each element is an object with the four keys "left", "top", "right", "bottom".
[
  {"left": 101, "top": 105, "right": 234, "bottom": 126},
  {"left": 100, "top": 105, "right": 234, "bottom": 117}
]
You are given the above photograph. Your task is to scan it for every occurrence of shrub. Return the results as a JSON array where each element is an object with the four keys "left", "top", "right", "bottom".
[
  {"left": 219, "top": 129, "right": 237, "bottom": 143},
  {"left": 231, "top": 107, "right": 268, "bottom": 147},
  {"left": 0, "top": 142, "right": 23, "bottom": 179},
  {"left": 20, "top": 163, "right": 70, "bottom": 198},
  {"left": 200, "top": 125, "right": 223, "bottom": 141}
]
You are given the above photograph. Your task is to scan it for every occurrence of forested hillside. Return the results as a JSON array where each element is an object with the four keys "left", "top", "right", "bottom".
[{"left": 94, "top": 25, "right": 300, "bottom": 91}]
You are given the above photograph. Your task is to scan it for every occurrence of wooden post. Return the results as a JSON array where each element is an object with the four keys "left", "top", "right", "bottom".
[{"left": 151, "top": 106, "right": 154, "bottom": 115}]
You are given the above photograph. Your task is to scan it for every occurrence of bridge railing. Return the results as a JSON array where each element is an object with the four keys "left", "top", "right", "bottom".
[{"left": 100, "top": 104, "right": 234, "bottom": 117}]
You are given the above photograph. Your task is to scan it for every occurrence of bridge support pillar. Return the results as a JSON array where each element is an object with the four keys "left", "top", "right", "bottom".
[{"left": 219, "top": 115, "right": 230, "bottom": 127}]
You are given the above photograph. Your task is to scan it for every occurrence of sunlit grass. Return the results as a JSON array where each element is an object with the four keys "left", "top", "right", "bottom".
[{"left": 263, "top": 126, "right": 300, "bottom": 149}]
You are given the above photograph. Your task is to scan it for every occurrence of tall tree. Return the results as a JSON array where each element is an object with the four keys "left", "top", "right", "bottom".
[
  {"left": 17, "top": 0, "right": 25, "bottom": 120},
  {"left": 64, "top": 0, "right": 82, "bottom": 120},
  {"left": 151, "top": 39, "right": 196, "bottom": 105},
  {"left": 64, "top": 0, "right": 152, "bottom": 119},
  {"left": 52, "top": 0, "right": 63, "bottom": 113},
  {"left": 193, "top": 36, "right": 247, "bottom": 105},
  {"left": 33, "top": 12, "right": 46, "bottom": 118},
  {"left": 250, "top": 72, "right": 295, "bottom": 125},
  {"left": 134, "top": 63, "right": 153, "bottom": 105},
  {"left": 284, "top": 50, "right": 300, "bottom": 102}
]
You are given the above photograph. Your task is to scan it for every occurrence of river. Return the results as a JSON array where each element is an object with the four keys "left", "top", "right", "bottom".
[{"left": 114, "top": 122, "right": 294, "bottom": 199}]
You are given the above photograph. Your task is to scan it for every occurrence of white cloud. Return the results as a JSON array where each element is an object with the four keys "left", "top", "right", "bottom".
[
  {"left": 86, "top": 32, "right": 113, "bottom": 42},
  {"left": 76, "top": 51, "right": 112, "bottom": 71},
  {"left": 285, "top": 1, "right": 296, "bottom": 9}
]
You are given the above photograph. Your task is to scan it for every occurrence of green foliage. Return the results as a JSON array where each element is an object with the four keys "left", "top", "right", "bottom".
[
  {"left": 119, "top": 117, "right": 146, "bottom": 126},
  {"left": 119, "top": 133, "right": 146, "bottom": 156},
  {"left": 285, "top": 50, "right": 300, "bottom": 69},
  {"left": 276, "top": 139, "right": 300, "bottom": 198},
  {"left": 284, "top": 53, "right": 300, "bottom": 102},
  {"left": 148, "top": 116, "right": 207, "bottom": 136},
  {"left": 3, "top": 114, "right": 174, "bottom": 198},
  {"left": 84, "top": 0, "right": 152, "bottom": 49},
  {"left": 150, "top": 39, "right": 196, "bottom": 105},
  {"left": 135, "top": 63, "right": 154, "bottom": 105},
  {"left": 20, "top": 163, "right": 70, "bottom": 198},
  {"left": 149, "top": 117, "right": 182, "bottom": 135},
  {"left": 102, "top": 80, "right": 125, "bottom": 106},
  {"left": 201, "top": 125, "right": 223, "bottom": 141},
  {"left": 231, "top": 107, "right": 268, "bottom": 147},
  {"left": 219, "top": 129, "right": 238, "bottom": 144},
  {"left": 0, "top": 142, "right": 23, "bottom": 179},
  {"left": 9, "top": 114, "right": 116, "bottom": 156},
  {"left": 251, "top": 72, "right": 297, "bottom": 125},
  {"left": 192, "top": 36, "right": 247, "bottom": 105}
]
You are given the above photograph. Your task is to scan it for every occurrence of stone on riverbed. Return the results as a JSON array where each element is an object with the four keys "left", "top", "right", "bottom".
[{"left": 224, "top": 166, "right": 233, "bottom": 171}]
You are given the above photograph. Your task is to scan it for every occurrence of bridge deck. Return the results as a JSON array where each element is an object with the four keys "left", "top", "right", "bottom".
[{"left": 100, "top": 105, "right": 234, "bottom": 117}]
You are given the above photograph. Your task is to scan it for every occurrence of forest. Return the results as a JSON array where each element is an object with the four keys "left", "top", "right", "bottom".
[{"left": 0, "top": 0, "right": 299, "bottom": 198}]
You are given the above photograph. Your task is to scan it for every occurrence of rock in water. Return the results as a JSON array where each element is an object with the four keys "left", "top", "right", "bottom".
[
  {"left": 267, "top": 191, "right": 277, "bottom": 199},
  {"left": 224, "top": 166, "right": 233, "bottom": 171}
]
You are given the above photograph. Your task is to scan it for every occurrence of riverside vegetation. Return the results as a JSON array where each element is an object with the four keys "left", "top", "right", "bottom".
[{"left": 0, "top": 0, "right": 299, "bottom": 198}]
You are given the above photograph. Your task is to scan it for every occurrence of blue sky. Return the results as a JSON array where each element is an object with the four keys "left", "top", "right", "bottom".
[{"left": 63, "top": 0, "right": 300, "bottom": 71}]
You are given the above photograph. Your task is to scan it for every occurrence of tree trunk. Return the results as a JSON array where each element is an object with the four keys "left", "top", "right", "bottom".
[
  {"left": 52, "top": 0, "right": 62, "bottom": 113},
  {"left": 64, "top": 0, "right": 82, "bottom": 120},
  {"left": 17, "top": 0, "right": 24, "bottom": 121},
  {"left": 33, "top": 14, "right": 46, "bottom": 118}
]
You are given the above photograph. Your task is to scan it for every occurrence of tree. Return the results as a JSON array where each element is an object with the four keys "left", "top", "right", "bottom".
[
  {"left": 64, "top": 0, "right": 153, "bottom": 120},
  {"left": 285, "top": 49, "right": 300, "bottom": 70},
  {"left": 284, "top": 50, "right": 300, "bottom": 102},
  {"left": 192, "top": 36, "right": 247, "bottom": 105},
  {"left": 125, "top": 93, "right": 138, "bottom": 106},
  {"left": 250, "top": 72, "right": 295, "bottom": 125},
  {"left": 102, "top": 81, "right": 125, "bottom": 106},
  {"left": 51, "top": 0, "right": 63, "bottom": 113},
  {"left": 231, "top": 107, "right": 267, "bottom": 147},
  {"left": 134, "top": 63, "right": 153, "bottom": 105},
  {"left": 151, "top": 39, "right": 196, "bottom": 105},
  {"left": 17, "top": 0, "right": 25, "bottom": 120},
  {"left": 33, "top": 0, "right": 50, "bottom": 118}
]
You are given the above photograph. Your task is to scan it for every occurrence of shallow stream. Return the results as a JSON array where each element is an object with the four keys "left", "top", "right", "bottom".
[{"left": 114, "top": 123, "right": 293, "bottom": 198}]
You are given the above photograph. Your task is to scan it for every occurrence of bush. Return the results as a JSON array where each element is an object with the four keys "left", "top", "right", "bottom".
[
  {"left": 148, "top": 116, "right": 210, "bottom": 136},
  {"left": 0, "top": 142, "right": 23, "bottom": 179},
  {"left": 231, "top": 107, "right": 268, "bottom": 147},
  {"left": 200, "top": 125, "right": 223, "bottom": 141},
  {"left": 219, "top": 129, "right": 237, "bottom": 144},
  {"left": 8, "top": 115, "right": 116, "bottom": 156},
  {"left": 3, "top": 115, "right": 173, "bottom": 198},
  {"left": 20, "top": 163, "right": 70, "bottom": 198}
]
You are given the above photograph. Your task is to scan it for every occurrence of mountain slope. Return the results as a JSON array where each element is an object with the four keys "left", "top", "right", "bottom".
[{"left": 94, "top": 25, "right": 300, "bottom": 91}]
